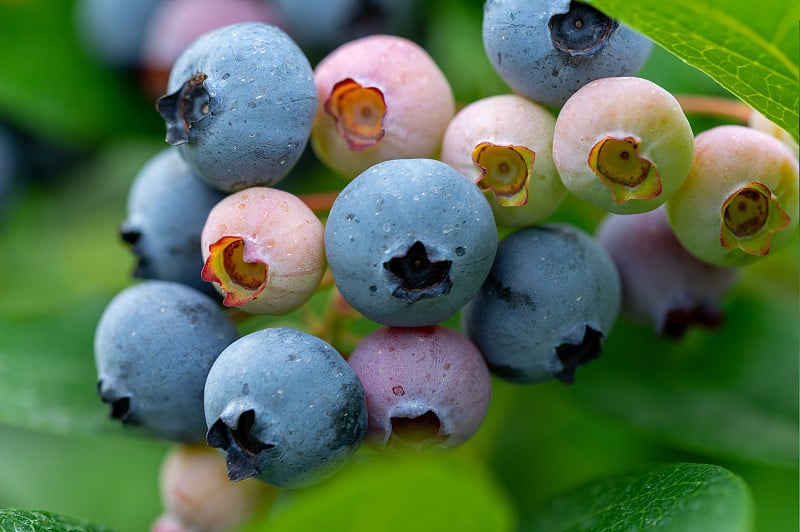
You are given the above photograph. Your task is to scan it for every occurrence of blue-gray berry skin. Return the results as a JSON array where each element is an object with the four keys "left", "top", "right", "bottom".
[
  {"left": 461, "top": 224, "right": 621, "bottom": 384},
  {"left": 324, "top": 158, "right": 498, "bottom": 327},
  {"left": 94, "top": 280, "right": 239, "bottom": 442},
  {"left": 204, "top": 327, "right": 367, "bottom": 489},
  {"left": 158, "top": 22, "right": 317, "bottom": 192},
  {"left": 482, "top": 0, "right": 653, "bottom": 108},
  {"left": 119, "top": 148, "right": 225, "bottom": 298}
]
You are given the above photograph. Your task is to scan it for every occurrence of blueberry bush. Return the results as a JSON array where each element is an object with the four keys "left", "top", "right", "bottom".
[{"left": 0, "top": 1, "right": 796, "bottom": 531}]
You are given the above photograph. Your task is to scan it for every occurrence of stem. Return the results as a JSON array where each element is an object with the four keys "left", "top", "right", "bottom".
[
  {"left": 298, "top": 191, "right": 339, "bottom": 213},
  {"left": 675, "top": 95, "right": 753, "bottom": 123},
  {"left": 226, "top": 308, "right": 254, "bottom": 325},
  {"left": 318, "top": 268, "right": 335, "bottom": 291}
]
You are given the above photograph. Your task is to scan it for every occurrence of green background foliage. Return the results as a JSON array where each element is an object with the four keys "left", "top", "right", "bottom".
[{"left": 0, "top": 0, "right": 796, "bottom": 531}]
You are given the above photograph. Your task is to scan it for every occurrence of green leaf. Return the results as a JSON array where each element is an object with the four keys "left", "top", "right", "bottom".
[
  {"left": 246, "top": 450, "right": 516, "bottom": 532},
  {"left": 0, "top": 297, "right": 131, "bottom": 437},
  {"left": 0, "top": 424, "right": 167, "bottom": 532},
  {"left": 0, "top": 508, "right": 112, "bottom": 532},
  {"left": 528, "top": 462, "right": 753, "bottom": 532},
  {"left": 0, "top": 140, "right": 162, "bottom": 320},
  {"left": 569, "top": 262, "right": 799, "bottom": 467},
  {"left": 587, "top": 0, "right": 799, "bottom": 141}
]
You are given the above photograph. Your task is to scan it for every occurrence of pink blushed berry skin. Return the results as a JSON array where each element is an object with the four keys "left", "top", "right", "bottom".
[
  {"left": 151, "top": 513, "right": 188, "bottom": 532},
  {"left": 200, "top": 187, "right": 326, "bottom": 314},
  {"left": 595, "top": 206, "right": 739, "bottom": 338},
  {"left": 311, "top": 34, "right": 456, "bottom": 179},
  {"left": 154, "top": 444, "right": 275, "bottom": 532},
  {"left": 552, "top": 76, "right": 694, "bottom": 214},
  {"left": 347, "top": 325, "right": 492, "bottom": 450},
  {"left": 440, "top": 94, "right": 567, "bottom": 227}
]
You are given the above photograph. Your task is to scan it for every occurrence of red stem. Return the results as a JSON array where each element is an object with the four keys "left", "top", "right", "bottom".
[
  {"left": 299, "top": 191, "right": 339, "bottom": 214},
  {"left": 675, "top": 95, "right": 753, "bottom": 123}
]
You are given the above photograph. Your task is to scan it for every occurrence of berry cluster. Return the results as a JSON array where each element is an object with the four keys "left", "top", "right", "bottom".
[{"left": 91, "top": 1, "right": 799, "bottom": 529}]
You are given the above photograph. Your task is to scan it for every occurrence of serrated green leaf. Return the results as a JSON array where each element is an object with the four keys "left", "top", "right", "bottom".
[
  {"left": 0, "top": 508, "right": 113, "bottom": 532},
  {"left": 587, "top": 0, "right": 799, "bottom": 140},
  {"left": 528, "top": 462, "right": 753, "bottom": 532},
  {"left": 246, "top": 451, "right": 516, "bottom": 532}
]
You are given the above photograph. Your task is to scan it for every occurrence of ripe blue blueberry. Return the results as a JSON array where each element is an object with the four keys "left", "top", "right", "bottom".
[
  {"left": 157, "top": 22, "right": 317, "bottom": 192},
  {"left": 461, "top": 224, "right": 621, "bottom": 384},
  {"left": 119, "top": 148, "right": 226, "bottom": 298},
  {"left": 324, "top": 158, "right": 498, "bottom": 327},
  {"left": 482, "top": 0, "right": 653, "bottom": 108},
  {"left": 204, "top": 327, "right": 368, "bottom": 489},
  {"left": 94, "top": 280, "right": 239, "bottom": 442}
]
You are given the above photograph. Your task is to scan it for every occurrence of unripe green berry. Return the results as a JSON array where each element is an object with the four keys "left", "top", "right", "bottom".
[{"left": 666, "top": 125, "right": 799, "bottom": 267}]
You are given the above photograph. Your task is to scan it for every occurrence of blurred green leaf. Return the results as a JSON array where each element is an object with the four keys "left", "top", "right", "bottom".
[
  {"left": 0, "top": 424, "right": 166, "bottom": 532},
  {"left": 0, "top": 508, "right": 112, "bottom": 532},
  {"left": 248, "top": 450, "right": 516, "bottom": 532},
  {"left": 528, "top": 462, "right": 753, "bottom": 532},
  {"left": 586, "top": 0, "right": 799, "bottom": 140},
  {"left": 0, "top": 140, "right": 162, "bottom": 319},
  {"left": 0, "top": 1, "right": 161, "bottom": 146},
  {"left": 422, "top": 0, "right": 508, "bottom": 105},
  {"left": 570, "top": 267, "right": 799, "bottom": 467},
  {"left": 0, "top": 297, "right": 129, "bottom": 436}
]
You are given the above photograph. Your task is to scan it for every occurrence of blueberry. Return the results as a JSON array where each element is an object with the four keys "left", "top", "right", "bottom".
[
  {"left": 200, "top": 187, "right": 326, "bottom": 315},
  {"left": 311, "top": 34, "right": 455, "bottom": 179},
  {"left": 140, "top": 0, "right": 284, "bottom": 98},
  {"left": 595, "top": 206, "right": 739, "bottom": 338},
  {"left": 155, "top": 444, "right": 272, "bottom": 532},
  {"left": 552, "top": 77, "right": 694, "bottom": 214},
  {"left": 461, "top": 224, "right": 621, "bottom": 384},
  {"left": 482, "top": 0, "right": 653, "bottom": 108},
  {"left": 324, "top": 158, "right": 498, "bottom": 327},
  {"left": 119, "top": 148, "right": 226, "bottom": 298},
  {"left": 204, "top": 327, "right": 367, "bottom": 488},
  {"left": 666, "top": 125, "right": 799, "bottom": 267},
  {"left": 440, "top": 93, "right": 567, "bottom": 227},
  {"left": 94, "top": 280, "right": 239, "bottom": 442},
  {"left": 157, "top": 22, "right": 317, "bottom": 192},
  {"left": 348, "top": 325, "right": 492, "bottom": 450}
]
